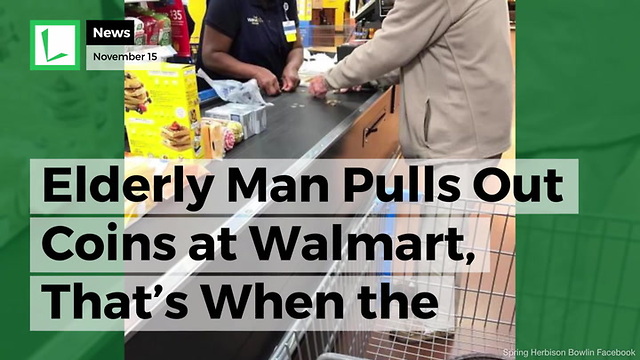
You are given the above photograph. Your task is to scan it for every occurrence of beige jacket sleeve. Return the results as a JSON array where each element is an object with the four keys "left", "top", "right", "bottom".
[
  {"left": 325, "top": 0, "right": 452, "bottom": 89},
  {"left": 372, "top": 68, "right": 401, "bottom": 87}
]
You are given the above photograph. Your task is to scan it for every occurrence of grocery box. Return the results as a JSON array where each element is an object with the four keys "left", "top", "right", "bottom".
[
  {"left": 124, "top": 62, "right": 204, "bottom": 160},
  {"left": 204, "top": 103, "right": 267, "bottom": 139},
  {"left": 200, "top": 119, "right": 225, "bottom": 160}
]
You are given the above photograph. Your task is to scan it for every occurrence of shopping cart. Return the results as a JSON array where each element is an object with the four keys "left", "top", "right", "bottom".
[{"left": 269, "top": 194, "right": 516, "bottom": 360}]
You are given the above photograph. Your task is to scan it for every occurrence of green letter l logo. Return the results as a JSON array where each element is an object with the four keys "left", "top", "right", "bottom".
[{"left": 41, "top": 28, "right": 67, "bottom": 62}]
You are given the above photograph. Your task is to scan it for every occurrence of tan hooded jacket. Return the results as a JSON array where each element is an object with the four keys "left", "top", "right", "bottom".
[{"left": 325, "top": 0, "right": 514, "bottom": 159}]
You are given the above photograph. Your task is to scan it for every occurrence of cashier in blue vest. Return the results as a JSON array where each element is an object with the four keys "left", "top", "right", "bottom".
[{"left": 196, "top": 0, "right": 303, "bottom": 96}]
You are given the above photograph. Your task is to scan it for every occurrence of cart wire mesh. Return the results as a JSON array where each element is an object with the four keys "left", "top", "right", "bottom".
[{"left": 270, "top": 197, "right": 516, "bottom": 360}]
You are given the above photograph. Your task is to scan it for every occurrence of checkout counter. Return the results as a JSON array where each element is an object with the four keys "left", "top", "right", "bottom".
[
  {"left": 123, "top": 86, "right": 401, "bottom": 360},
  {"left": 124, "top": 3, "right": 399, "bottom": 358}
]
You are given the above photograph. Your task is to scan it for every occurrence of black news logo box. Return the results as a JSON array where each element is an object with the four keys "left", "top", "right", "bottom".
[{"left": 86, "top": 20, "right": 135, "bottom": 46}]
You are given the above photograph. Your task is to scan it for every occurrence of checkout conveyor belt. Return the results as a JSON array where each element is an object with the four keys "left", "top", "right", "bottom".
[
  {"left": 125, "top": 89, "right": 378, "bottom": 159},
  {"left": 124, "top": 88, "right": 399, "bottom": 360},
  {"left": 201, "top": 88, "right": 380, "bottom": 159}
]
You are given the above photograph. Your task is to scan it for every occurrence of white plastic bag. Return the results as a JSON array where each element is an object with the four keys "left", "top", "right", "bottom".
[
  {"left": 197, "top": 68, "right": 273, "bottom": 106},
  {"left": 298, "top": 53, "right": 337, "bottom": 87}
]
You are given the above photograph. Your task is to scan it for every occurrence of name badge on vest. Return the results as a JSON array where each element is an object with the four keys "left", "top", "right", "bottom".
[
  {"left": 283, "top": 21, "right": 296, "bottom": 42},
  {"left": 282, "top": 2, "right": 296, "bottom": 42}
]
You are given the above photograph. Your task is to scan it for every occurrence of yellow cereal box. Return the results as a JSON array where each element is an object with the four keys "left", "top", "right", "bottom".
[{"left": 125, "top": 62, "right": 204, "bottom": 160}]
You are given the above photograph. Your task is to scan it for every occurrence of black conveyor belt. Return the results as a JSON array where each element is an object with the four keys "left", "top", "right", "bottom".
[{"left": 225, "top": 89, "right": 377, "bottom": 159}]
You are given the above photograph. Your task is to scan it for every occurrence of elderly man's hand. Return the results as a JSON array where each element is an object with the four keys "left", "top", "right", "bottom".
[
  {"left": 336, "top": 85, "right": 363, "bottom": 93},
  {"left": 308, "top": 76, "right": 330, "bottom": 98}
]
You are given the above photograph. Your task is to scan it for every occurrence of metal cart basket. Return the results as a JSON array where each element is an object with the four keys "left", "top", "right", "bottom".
[{"left": 269, "top": 196, "right": 516, "bottom": 360}]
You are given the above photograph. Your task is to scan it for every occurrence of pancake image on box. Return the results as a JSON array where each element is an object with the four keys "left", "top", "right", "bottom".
[
  {"left": 124, "top": 72, "right": 151, "bottom": 114},
  {"left": 161, "top": 121, "right": 192, "bottom": 151}
]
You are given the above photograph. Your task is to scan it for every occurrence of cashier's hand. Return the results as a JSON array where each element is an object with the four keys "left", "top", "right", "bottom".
[
  {"left": 281, "top": 66, "right": 300, "bottom": 92},
  {"left": 309, "top": 76, "right": 330, "bottom": 98},
  {"left": 253, "top": 67, "right": 281, "bottom": 96}
]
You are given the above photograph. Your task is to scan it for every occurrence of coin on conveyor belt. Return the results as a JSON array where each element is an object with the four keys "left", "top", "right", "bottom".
[{"left": 326, "top": 99, "right": 340, "bottom": 106}]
